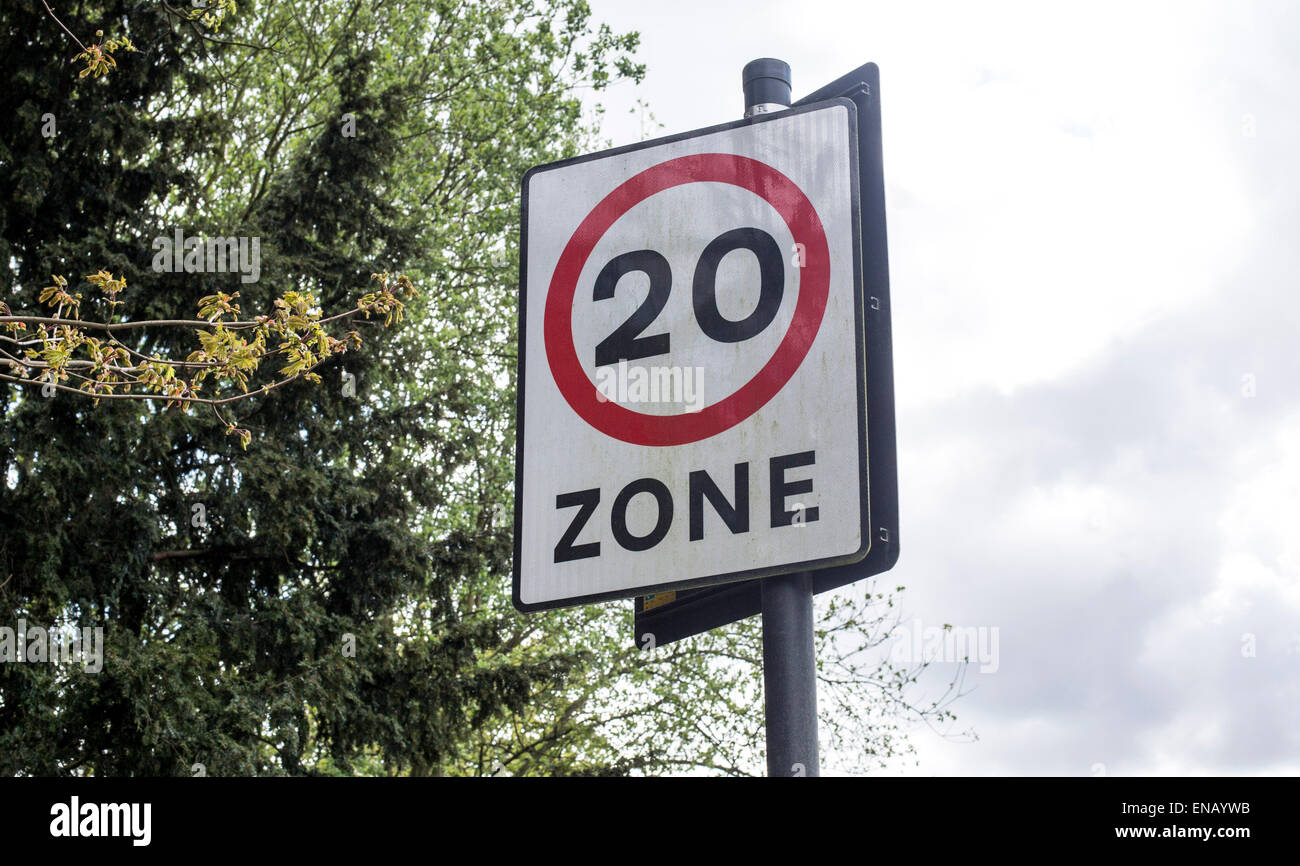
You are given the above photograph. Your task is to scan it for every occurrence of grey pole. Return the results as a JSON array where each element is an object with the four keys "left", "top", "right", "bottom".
[
  {"left": 742, "top": 57, "right": 792, "bottom": 117},
  {"left": 742, "top": 58, "right": 820, "bottom": 777},
  {"left": 761, "top": 572, "right": 819, "bottom": 776}
]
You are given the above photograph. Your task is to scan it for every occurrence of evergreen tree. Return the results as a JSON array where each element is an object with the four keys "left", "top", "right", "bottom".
[
  {"left": 2, "top": 0, "right": 962, "bottom": 777},
  {"left": 1, "top": 0, "right": 644, "bottom": 776}
]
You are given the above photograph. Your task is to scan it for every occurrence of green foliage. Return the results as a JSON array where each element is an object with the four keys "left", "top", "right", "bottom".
[
  {"left": 1, "top": 0, "right": 960, "bottom": 777},
  {"left": 0, "top": 0, "right": 647, "bottom": 777}
]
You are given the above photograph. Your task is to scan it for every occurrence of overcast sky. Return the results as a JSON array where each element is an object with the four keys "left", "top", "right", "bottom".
[{"left": 585, "top": 0, "right": 1300, "bottom": 775}]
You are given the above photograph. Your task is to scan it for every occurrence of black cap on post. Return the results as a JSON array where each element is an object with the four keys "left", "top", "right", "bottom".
[{"left": 742, "top": 58, "right": 792, "bottom": 117}]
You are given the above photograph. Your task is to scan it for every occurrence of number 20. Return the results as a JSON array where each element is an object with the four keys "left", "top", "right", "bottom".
[{"left": 593, "top": 227, "right": 785, "bottom": 367}]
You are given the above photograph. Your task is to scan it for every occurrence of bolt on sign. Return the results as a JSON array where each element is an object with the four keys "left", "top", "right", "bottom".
[{"left": 514, "top": 98, "right": 870, "bottom": 612}]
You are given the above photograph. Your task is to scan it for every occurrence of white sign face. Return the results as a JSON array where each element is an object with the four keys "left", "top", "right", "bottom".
[{"left": 514, "top": 99, "right": 869, "bottom": 611}]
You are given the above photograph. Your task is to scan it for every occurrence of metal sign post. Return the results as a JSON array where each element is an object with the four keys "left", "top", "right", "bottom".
[
  {"left": 745, "top": 59, "right": 819, "bottom": 778},
  {"left": 761, "top": 570, "right": 819, "bottom": 776},
  {"left": 514, "top": 52, "right": 891, "bottom": 779}
]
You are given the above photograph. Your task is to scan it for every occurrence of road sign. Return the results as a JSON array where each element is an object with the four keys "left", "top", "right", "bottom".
[
  {"left": 633, "top": 62, "right": 899, "bottom": 647},
  {"left": 515, "top": 98, "right": 869, "bottom": 612}
]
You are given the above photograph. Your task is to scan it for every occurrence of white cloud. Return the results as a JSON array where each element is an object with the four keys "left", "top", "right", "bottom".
[{"left": 586, "top": 0, "right": 1300, "bottom": 774}]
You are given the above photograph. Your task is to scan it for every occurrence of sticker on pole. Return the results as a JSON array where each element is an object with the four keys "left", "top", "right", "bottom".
[{"left": 514, "top": 98, "right": 869, "bottom": 612}]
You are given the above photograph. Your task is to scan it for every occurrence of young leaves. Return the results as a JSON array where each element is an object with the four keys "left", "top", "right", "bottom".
[{"left": 0, "top": 272, "right": 417, "bottom": 441}]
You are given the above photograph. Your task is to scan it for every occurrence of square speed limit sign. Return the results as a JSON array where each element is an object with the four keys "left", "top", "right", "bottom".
[{"left": 514, "top": 98, "right": 869, "bottom": 612}]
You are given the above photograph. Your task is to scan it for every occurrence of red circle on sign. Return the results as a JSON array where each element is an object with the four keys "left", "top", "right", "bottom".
[{"left": 543, "top": 153, "right": 830, "bottom": 446}]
